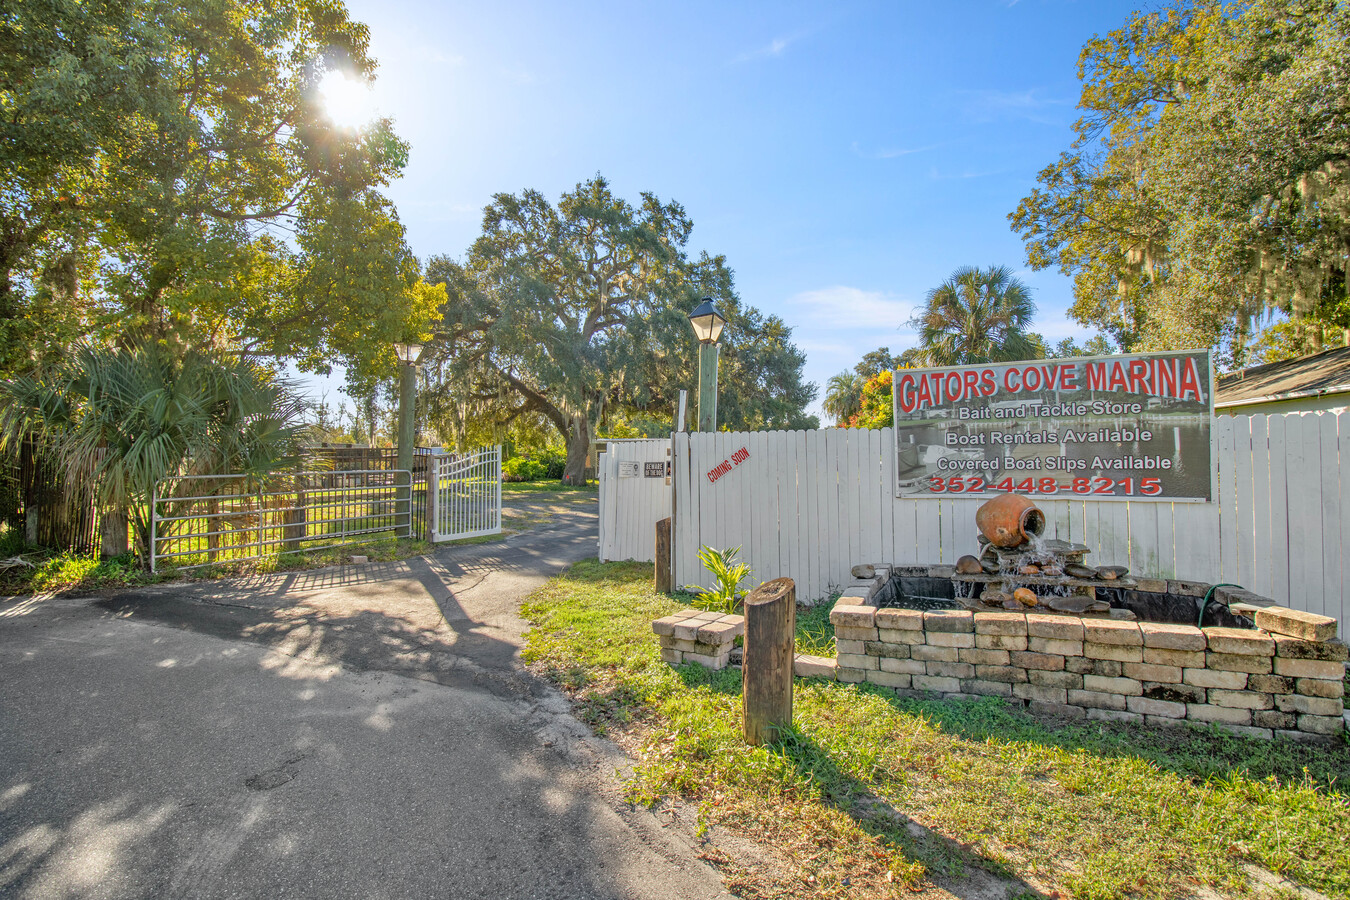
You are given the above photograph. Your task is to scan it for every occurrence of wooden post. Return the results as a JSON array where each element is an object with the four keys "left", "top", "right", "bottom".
[
  {"left": 655, "top": 516, "right": 672, "bottom": 593},
  {"left": 697, "top": 342, "right": 719, "bottom": 432},
  {"left": 742, "top": 576, "right": 795, "bottom": 746},
  {"left": 282, "top": 476, "right": 307, "bottom": 556},
  {"left": 206, "top": 496, "right": 221, "bottom": 562},
  {"left": 99, "top": 509, "right": 128, "bottom": 558}
]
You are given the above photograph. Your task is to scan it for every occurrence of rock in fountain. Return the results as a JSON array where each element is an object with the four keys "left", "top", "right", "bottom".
[
  {"left": 955, "top": 555, "right": 983, "bottom": 575},
  {"left": 954, "top": 494, "right": 1141, "bottom": 617}
]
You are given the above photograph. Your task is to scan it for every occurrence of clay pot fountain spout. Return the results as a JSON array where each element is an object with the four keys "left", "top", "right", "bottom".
[{"left": 975, "top": 493, "right": 1046, "bottom": 549}]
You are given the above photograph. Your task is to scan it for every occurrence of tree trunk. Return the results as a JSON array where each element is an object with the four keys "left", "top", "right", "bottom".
[
  {"left": 132, "top": 503, "right": 153, "bottom": 570},
  {"left": 561, "top": 415, "right": 590, "bottom": 485}
]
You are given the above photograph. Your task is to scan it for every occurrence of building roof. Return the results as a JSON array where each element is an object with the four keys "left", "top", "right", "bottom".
[{"left": 1215, "top": 345, "right": 1350, "bottom": 409}]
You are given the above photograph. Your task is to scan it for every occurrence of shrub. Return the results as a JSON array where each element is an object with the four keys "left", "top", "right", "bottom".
[
  {"left": 503, "top": 457, "right": 548, "bottom": 482},
  {"left": 536, "top": 447, "right": 567, "bottom": 479}
]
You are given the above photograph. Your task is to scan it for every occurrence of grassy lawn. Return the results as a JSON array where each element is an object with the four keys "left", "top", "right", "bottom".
[
  {"left": 501, "top": 479, "right": 598, "bottom": 496},
  {"left": 0, "top": 524, "right": 429, "bottom": 596},
  {"left": 522, "top": 560, "right": 1350, "bottom": 900}
]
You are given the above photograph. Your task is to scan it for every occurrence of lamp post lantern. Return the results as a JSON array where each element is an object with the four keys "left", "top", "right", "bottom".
[
  {"left": 393, "top": 341, "right": 424, "bottom": 536},
  {"left": 687, "top": 299, "right": 726, "bottom": 432}
]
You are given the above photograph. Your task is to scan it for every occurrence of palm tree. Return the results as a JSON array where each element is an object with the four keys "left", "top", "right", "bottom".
[
  {"left": 907, "top": 265, "right": 1042, "bottom": 366},
  {"left": 1, "top": 340, "right": 305, "bottom": 562},
  {"left": 823, "top": 371, "right": 864, "bottom": 425}
]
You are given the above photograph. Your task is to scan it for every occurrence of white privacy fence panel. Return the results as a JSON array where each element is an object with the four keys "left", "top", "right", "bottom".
[
  {"left": 598, "top": 440, "right": 672, "bottom": 562},
  {"left": 430, "top": 446, "right": 501, "bottom": 542},
  {"left": 671, "top": 411, "right": 1349, "bottom": 626}
]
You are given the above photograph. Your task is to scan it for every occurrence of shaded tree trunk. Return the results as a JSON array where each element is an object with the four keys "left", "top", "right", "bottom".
[{"left": 562, "top": 415, "right": 590, "bottom": 485}]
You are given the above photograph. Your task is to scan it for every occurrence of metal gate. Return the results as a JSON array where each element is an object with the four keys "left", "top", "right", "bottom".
[
  {"left": 150, "top": 469, "right": 413, "bottom": 573},
  {"left": 429, "top": 446, "right": 502, "bottom": 542}
]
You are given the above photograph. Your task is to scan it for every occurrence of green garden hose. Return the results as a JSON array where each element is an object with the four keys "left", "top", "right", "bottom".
[{"left": 1198, "top": 583, "right": 1242, "bottom": 627}]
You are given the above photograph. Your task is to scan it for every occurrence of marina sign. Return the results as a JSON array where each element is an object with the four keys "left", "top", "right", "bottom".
[{"left": 891, "top": 350, "right": 1213, "bottom": 501}]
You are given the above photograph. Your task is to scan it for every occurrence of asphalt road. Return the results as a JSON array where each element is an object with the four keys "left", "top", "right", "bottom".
[{"left": 0, "top": 505, "right": 728, "bottom": 900}]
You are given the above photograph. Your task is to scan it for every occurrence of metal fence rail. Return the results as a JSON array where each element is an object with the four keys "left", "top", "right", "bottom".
[{"left": 151, "top": 469, "right": 413, "bottom": 573}]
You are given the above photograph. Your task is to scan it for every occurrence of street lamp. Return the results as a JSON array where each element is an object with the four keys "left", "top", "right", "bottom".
[
  {"left": 688, "top": 299, "right": 726, "bottom": 432},
  {"left": 394, "top": 342, "right": 424, "bottom": 536}
]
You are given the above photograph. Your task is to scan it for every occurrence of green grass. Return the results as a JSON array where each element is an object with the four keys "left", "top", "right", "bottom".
[
  {"left": 501, "top": 479, "right": 598, "bottom": 496},
  {"left": 0, "top": 523, "right": 429, "bottom": 595},
  {"left": 522, "top": 560, "right": 1350, "bottom": 900},
  {"left": 794, "top": 596, "right": 838, "bottom": 657},
  {"left": 0, "top": 527, "right": 170, "bottom": 595}
]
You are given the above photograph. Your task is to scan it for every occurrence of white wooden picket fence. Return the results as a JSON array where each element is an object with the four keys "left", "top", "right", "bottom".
[
  {"left": 597, "top": 440, "right": 671, "bottom": 563},
  {"left": 663, "top": 411, "right": 1348, "bottom": 626}
]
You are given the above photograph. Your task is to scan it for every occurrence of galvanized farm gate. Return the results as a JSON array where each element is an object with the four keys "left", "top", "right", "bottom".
[{"left": 150, "top": 469, "right": 414, "bottom": 572}]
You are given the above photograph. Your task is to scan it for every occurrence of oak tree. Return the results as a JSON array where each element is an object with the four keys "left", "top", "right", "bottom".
[
  {"left": 427, "top": 177, "right": 817, "bottom": 483},
  {"left": 1, "top": 0, "right": 441, "bottom": 379},
  {"left": 1010, "top": 0, "right": 1350, "bottom": 364}
]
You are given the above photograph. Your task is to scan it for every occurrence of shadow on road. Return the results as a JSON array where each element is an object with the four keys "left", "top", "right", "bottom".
[{"left": 0, "top": 588, "right": 717, "bottom": 899}]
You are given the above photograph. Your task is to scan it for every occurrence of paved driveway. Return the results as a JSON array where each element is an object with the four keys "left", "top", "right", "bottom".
[{"left": 0, "top": 505, "right": 727, "bottom": 899}]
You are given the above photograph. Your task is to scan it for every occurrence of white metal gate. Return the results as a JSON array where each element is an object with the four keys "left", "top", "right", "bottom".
[{"left": 429, "top": 446, "right": 502, "bottom": 542}]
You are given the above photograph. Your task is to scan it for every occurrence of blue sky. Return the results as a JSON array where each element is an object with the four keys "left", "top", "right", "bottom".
[{"left": 322, "top": 0, "right": 1141, "bottom": 421}]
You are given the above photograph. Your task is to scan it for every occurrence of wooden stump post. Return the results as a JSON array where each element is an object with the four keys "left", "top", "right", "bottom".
[
  {"left": 655, "top": 516, "right": 672, "bottom": 593},
  {"left": 742, "top": 576, "right": 795, "bottom": 746},
  {"left": 99, "top": 509, "right": 128, "bottom": 559},
  {"left": 282, "top": 477, "right": 308, "bottom": 556}
]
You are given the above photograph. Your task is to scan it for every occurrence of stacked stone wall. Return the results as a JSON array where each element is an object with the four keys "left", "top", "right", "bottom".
[
  {"left": 828, "top": 565, "right": 1346, "bottom": 742},
  {"left": 652, "top": 609, "right": 743, "bottom": 669}
]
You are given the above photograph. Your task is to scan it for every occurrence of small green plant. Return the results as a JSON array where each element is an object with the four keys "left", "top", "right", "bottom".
[
  {"left": 695, "top": 544, "right": 751, "bottom": 614},
  {"left": 536, "top": 447, "right": 567, "bottom": 479}
]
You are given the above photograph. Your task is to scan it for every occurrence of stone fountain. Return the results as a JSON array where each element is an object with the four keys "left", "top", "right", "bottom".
[
  {"left": 821, "top": 493, "right": 1346, "bottom": 741},
  {"left": 951, "top": 493, "right": 1136, "bottom": 616}
]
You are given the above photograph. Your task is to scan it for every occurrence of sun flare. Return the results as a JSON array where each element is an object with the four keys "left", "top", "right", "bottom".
[{"left": 317, "top": 70, "right": 376, "bottom": 130}]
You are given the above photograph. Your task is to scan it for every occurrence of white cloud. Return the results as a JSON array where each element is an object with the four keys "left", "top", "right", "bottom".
[
  {"left": 851, "top": 141, "right": 942, "bottom": 160},
  {"left": 793, "top": 338, "right": 857, "bottom": 357},
  {"left": 927, "top": 166, "right": 1008, "bottom": 180},
  {"left": 733, "top": 34, "right": 797, "bottom": 64},
  {"left": 497, "top": 66, "right": 536, "bottom": 85},
  {"left": 956, "top": 87, "right": 1072, "bottom": 125},
  {"left": 786, "top": 285, "right": 918, "bottom": 331}
]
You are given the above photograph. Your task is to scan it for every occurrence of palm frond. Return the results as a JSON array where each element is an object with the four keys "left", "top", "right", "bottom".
[{"left": 0, "top": 339, "right": 307, "bottom": 563}]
